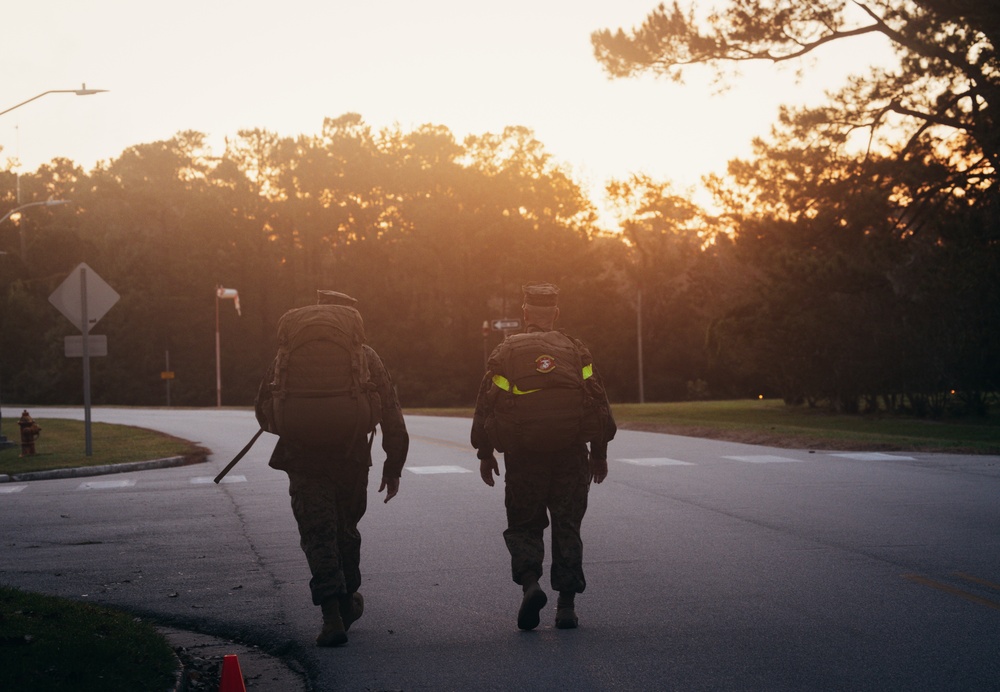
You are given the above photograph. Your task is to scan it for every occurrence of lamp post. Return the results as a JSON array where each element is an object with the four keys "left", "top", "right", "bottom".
[
  {"left": 0, "top": 85, "right": 103, "bottom": 442},
  {"left": 630, "top": 236, "right": 648, "bottom": 405},
  {"left": 1, "top": 84, "right": 108, "bottom": 118},
  {"left": 0, "top": 199, "right": 72, "bottom": 442},
  {"left": 1, "top": 83, "right": 105, "bottom": 234},
  {"left": 215, "top": 286, "right": 241, "bottom": 407}
]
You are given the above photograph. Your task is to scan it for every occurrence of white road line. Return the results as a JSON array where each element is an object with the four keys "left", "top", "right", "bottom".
[
  {"left": 830, "top": 452, "right": 917, "bottom": 461},
  {"left": 406, "top": 465, "right": 472, "bottom": 475},
  {"left": 0, "top": 485, "right": 28, "bottom": 493},
  {"left": 77, "top": 479, "right": 137, "bottom": 490},
  {"left": 618, "top": 458, "right": 694, "bottom": 466},
  {"left": 191, "top": 475, "right": 247, "bottom": 484},
  {"left": 723, "top": 455, "right": 803, "bottom": 464}
]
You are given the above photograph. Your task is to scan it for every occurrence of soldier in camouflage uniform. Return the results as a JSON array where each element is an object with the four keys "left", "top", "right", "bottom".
[
  {"left": 472, "top": 283, "right": 616, "bottom": 631},
  {"left": 263, "top": 290, "right": 409, "bottom": 647}
]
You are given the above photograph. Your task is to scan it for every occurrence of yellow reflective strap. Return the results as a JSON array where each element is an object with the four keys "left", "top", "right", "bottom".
[
  {"left": 492, "top": 374, "right": 540, "bottom": 395},
  {"left": 583, "top": 363, "right": 593, "bottom": 380}
]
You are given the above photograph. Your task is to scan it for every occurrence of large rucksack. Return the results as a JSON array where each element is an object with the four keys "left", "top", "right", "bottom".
[
  {"left": 255, "top": 304, "right": 380, "bottom": 451},
  {"left": 487, "top": 330, "right": 604, "bottom": 454}
]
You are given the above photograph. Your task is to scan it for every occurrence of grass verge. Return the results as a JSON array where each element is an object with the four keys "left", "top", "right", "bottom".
[
  {"left": 405, "top": 399, "right": 1000, "bottom": 455},
  {"left": 0, "top": 586, "right": 178, "bottom": 692},
  {"left": 0, "top": 418, "right": 207, "bottom": 476}
]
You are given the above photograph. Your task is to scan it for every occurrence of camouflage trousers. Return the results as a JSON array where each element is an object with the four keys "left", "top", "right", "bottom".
[
  {"left": 286, "top": 459, "right": 369, "bottom": 606},
  {"left": 503, "top": 444, "right": 590, "bottom": 594}
]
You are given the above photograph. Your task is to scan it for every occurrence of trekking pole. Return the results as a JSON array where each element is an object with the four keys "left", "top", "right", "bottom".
[{"left": 214, "top": 428, "right": 265, "bottom": 484}]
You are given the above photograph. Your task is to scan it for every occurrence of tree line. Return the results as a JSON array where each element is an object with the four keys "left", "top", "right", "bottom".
[{"left": 1, "top": 1, "right": 996, "bottom": 417}]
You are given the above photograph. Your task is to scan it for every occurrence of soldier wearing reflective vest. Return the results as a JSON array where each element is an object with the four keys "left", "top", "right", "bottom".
[{"left": 471, "top": 282, "right": 616, "bottom": 631}]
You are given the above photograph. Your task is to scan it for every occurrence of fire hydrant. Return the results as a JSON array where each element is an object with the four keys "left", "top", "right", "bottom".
[{"left": 18, "top": 410, "right": 41, "bottom": 457}]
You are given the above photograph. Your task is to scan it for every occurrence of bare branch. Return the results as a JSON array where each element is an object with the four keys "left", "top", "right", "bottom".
[
  {"left": 887, "top": 100, "right": 969, "bottom": 132},
  {"left": 732, "top": 24, "right": 885, "bottom": 64}
]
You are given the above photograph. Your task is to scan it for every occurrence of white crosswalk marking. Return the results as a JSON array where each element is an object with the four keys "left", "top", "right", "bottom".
[
  {"left": 724, "top": 455, "right": 803, "bottom": 464},
  {"left": 406, "top": 465, "right": 472, "bottom": 475},
  {"left": 8, "top": 452, "right": 888, "bottom": 493},
  {"left": 618, "top": 458, "right": 694, "bottom": 466},
  {"left": 77, "top": 479, "right": 136, "bottom": 490},
  {"left": 191, "top": 475, "right": 247, "bottom": 484}
]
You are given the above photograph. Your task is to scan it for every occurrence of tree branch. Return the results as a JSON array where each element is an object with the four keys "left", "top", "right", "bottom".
[
  {"left": 726, "top": 24, "right": 885, "bottom": 64},
  {"left": 853, "top": 1, "right": 992, "bottom": 90},
  {"left": 887, "top": 99, "right": 970, "bottom": 132}
]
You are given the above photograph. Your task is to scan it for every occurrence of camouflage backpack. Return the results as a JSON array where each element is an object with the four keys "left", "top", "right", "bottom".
[
  {"left": 255, "top": 304, "right": 380, "bottom": 451},
  {"left": 487, "top": 330, "right": 604, "bottom": 453}
]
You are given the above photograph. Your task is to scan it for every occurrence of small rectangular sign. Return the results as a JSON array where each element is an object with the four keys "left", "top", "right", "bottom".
[
  {"left": 492, "top": 318, "right": 522, "bottom": 331},
  {"left": 64, "top": 335, "right": 108, "bottom": 357},
  {"left": 161, "top": 371, "right": 175, "bottom": 380}
]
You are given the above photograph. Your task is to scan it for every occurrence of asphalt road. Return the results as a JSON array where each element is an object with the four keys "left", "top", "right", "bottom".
[{"left": 2, "top": 407, "right": 999, "bottom": 691}]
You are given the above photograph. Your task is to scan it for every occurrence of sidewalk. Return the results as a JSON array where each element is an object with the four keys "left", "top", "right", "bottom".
[{"left": 1, "top": 455, "right": 310, "bottom": 691}]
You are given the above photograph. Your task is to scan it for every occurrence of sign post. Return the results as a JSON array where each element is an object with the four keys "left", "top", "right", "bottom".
[
  {"left": 162, "top": 350, "right": 174, "bottom": 407},
  {"left": 81, "top": 267, "right": 92, "bottom": 455},
  {"left": 48, "top": 263, "right": 119, "bottom": 456},
  {"left": 0, "top": 371, "right": 9, "bottom": 449}
]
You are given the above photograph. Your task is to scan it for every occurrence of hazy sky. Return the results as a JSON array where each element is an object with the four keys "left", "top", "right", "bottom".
[{"left": 3, "top": 1, "right": 894, "bottom": 215}]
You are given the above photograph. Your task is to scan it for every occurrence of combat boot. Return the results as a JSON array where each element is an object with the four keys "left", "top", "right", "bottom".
[
  {"left": 316, "top": 600, "right": 348, "bottom": 647},
  {"left": 517, "top": 580, "right": 548, "bottom": 631},
  {"left": 340, "top": 592, "right": 364, "bottom": 631},
  {"left": 555, "top": 592, "right": 578, "bottom": 629}
]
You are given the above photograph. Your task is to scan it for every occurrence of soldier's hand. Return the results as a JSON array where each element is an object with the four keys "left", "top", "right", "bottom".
[
  {"left": 589, "top": 455, "right": 608, "bottom": 484},
  {"left": 379, "top": 476, "right": 399, "bottom": 503},
  {"left": 480, "top": 455, "right": 500, "bottom": 487}
]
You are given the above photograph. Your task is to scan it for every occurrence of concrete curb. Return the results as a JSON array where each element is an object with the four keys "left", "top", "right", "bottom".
[
  {"left": 159, "top": 626, "right": 309, "bottom": 691},
  {"left": 0, "top": 455, "right": 199, "bottom": 483}
]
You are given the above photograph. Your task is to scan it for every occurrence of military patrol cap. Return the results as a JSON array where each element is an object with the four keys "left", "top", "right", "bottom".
[
  {"left": 316, "top": 290, "right": 358, "bottom": 306},
  {"left": 522, "top": 282, "right": 560, "bottom": 307}
]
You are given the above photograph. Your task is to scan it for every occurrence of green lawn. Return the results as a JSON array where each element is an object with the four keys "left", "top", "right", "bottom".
[
  {"left": 0, "top": 586, "right": 178, "bottom": 692},
  {"left": 606, "top": 400, "right": 1000, "bottom": 453},
  {"left": 406, "top": 399, "right": 1000, "bottom": 454},
  {"left": 0, "top": 417, "right": 206, "bottom": 476}
]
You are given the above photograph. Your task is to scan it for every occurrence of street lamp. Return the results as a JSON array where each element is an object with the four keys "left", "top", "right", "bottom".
[
  {"left": 0, "top": 199, "right": 71, "bottom": 225},
  {"left": 0, "top": 84, "right": 108, "bottom": 117},
  {"left": 0, "top": 86, "right": 101, "bottom": 443},
  {"left": 0, "top": 199, "right": 71, "bottom": 442},
  {"left": 1, "top": 200, "right": 72, "bottom": 262}
]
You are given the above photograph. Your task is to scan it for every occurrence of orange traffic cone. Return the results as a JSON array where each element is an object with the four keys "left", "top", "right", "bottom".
[{"left": 219, "top": 653, "right": 247, "bottom": 692}]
